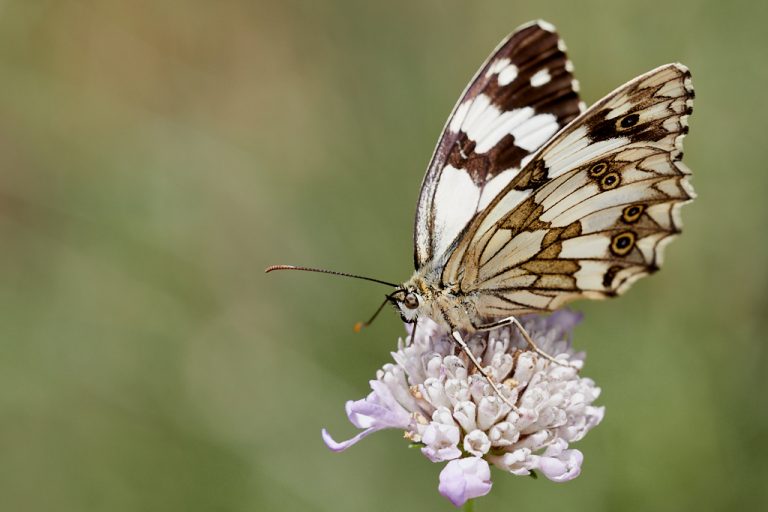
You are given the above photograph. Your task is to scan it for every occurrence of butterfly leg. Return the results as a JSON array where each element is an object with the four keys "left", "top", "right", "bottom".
[
  {"left": 476, "top": 316, "right": 578, "bottom": 369},
  {"left": 406, "top": 318, "right": 418, "bottom": 346},
  {"left": 451, "top": 331, "right": 519, "bottom": 412}
]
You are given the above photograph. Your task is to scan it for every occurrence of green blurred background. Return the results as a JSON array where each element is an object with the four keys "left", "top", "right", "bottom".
[{"left": 0, "top": 0, "right": 766, "bottom": 510}]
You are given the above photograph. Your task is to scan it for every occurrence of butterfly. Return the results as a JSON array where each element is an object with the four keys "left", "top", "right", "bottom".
[{"left": 268, "top": 20, "right": 694, "bottom": 378}]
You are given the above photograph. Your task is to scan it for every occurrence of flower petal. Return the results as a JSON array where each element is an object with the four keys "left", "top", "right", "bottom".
[
  {"left": 322, "top": 379, "right": 414, "bottom": 453},
  {"left": 438, "top": 457, "right": 492, "bottom": 507},
  {"left": 463, "top": 429, "right": 491, "bottom": 456},
  {"left": 345, "top": 398, "right": 408, "bottom": 430},
  {"left": 350, "top": 380, "right": 412, "bottom": 429},
  {"left": 321, "top": 427, "right": 377, "bottom": 452},
  {"left": 421, "top": 421, "right": 462, "bottom": 462},
  {"left": 535, "top": 446, "right": 584, "bottom": 482}
]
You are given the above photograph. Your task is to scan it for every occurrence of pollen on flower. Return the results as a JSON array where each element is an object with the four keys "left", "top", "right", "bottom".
[
  {"left": 321, "top": 310, "right": 604, "bottom": 508},
  {"left": 404, "top": 431, "right": 420, "bottom": 442}
]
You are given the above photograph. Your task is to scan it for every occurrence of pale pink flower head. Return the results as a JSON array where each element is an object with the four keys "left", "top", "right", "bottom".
[{"left": 322, "top": 311, "right": 604, "bottom": 507}]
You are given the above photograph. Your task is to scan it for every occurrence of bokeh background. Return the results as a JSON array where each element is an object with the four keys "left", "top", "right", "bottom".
[{"left": 0, "top": 0, "right": 766, "bottom": 510}]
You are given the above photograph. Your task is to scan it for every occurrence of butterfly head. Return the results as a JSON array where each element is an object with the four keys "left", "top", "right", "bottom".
[{"left": 388, "top": 287, "right": 423, "bottom": 323}]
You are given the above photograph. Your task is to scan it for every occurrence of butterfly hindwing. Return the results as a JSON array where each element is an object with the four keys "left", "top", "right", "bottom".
[
  {"left": 414, "top": 21, "right": 583, "bottom": 269},
  {"left": 444, "top": 64, "right": 694, "bottom": 316}
]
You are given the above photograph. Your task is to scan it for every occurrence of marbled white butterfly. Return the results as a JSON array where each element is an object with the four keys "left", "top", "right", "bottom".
[{"left": 268, "top": 20, "right": 694, "bottom": 389}]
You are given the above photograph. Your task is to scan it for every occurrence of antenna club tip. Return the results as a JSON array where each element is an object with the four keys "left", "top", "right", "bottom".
[{"left": 353, "top": 322, "right": 365, "bottom": 333}]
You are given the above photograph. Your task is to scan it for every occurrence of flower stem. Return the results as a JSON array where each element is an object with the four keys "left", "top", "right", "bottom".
[{"left": 463, "top": 499, "right": 475, "bottom": 512}]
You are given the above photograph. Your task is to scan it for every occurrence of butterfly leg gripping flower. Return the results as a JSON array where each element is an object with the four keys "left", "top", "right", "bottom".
[
  {"left": 477, "top": 316, "right": 580, "bottom": 369},
  {"left": 451, "top": 331, "right": 519, "bottom": 411}
]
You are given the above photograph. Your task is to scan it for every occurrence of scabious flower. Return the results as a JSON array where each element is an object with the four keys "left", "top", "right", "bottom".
[{"left": 322, "top": 310, "right": 604, "bottom": 507}]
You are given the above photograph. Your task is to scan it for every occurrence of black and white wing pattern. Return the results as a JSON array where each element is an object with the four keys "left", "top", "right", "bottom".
[
  {"left": 441, "top": 64, "right": 694, "bottom": 316},
  {"left": 414, "top": 21, "right": 583, "bottom": 268}
]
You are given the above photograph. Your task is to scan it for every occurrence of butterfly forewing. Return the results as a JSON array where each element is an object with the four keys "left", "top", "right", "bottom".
[
  {"left": 442, "top": 63, "right": 694, "bottom": 317},
  {"left": 414, "top": 21, "right": 583, "bottom": 269}
]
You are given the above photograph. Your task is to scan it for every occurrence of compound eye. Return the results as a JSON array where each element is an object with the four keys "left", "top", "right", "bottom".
[{"left": 403, "top": 292, "right": 419, "bottom": 310}]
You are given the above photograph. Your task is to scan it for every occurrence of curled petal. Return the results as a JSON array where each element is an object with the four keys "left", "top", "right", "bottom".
[
  {"left": 322, "top": 380, "right": 412, "bottom": 453},
  {"left": 343, "top": 381, "right": 411, "bottom": 430},
  {"left": 533, "top": 441, "right": 584, "bottom": 482},
  {"left": 463, "top": 429, "right": 491, "bottom": 456},
  {"left": 432, "top": 406, "right": 457, "bottom": 427},
  {"left": 438, "top": 457, "right": 492, "bottom": 507},
  {"left": 487, "top": 448, "right": 533, "bottom": 475},
  {"left": 421, "top": 422, "right": 462, "bottom": 462},
  {"left": 477, "top": 396, "right": 508, "bottom": 430},
  {"left": 321, "top": 427, "right": 377, "bottom": 452},
  {"left": 453, "top": 401, "right": 477, "bottom": 433}
]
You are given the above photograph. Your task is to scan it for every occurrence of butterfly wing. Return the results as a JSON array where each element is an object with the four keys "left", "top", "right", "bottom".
[
  {"left": 443, "top": 64, "right": 694, "bottom": 317},
  {"left": 414, "top": 21, "right": 583, "bottom": 269}
]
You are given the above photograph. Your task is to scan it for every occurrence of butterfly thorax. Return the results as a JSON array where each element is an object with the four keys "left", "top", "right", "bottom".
[{"left": 397, "top": 268, "right": 481, "bottom": 332}]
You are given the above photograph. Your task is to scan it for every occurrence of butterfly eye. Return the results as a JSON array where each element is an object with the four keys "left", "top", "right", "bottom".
[{"left": 403, "top": 293, "right": 419, "bottom": 310}]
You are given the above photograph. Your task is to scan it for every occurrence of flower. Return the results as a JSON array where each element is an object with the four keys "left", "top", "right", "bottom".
[
  {"left": 439, "top": 457, "right": 492, "bottom": 506},
  {"left": 322, "top": 310, "right": 605, "bottom": 507}
]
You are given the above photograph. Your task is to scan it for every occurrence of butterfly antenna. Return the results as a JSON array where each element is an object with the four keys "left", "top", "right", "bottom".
[
  {"left": 353, "top": 296, "right": 391, "bottom": 333},
  {"left": 265, "top": 265, "right": 399, "bottom": 287}
]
